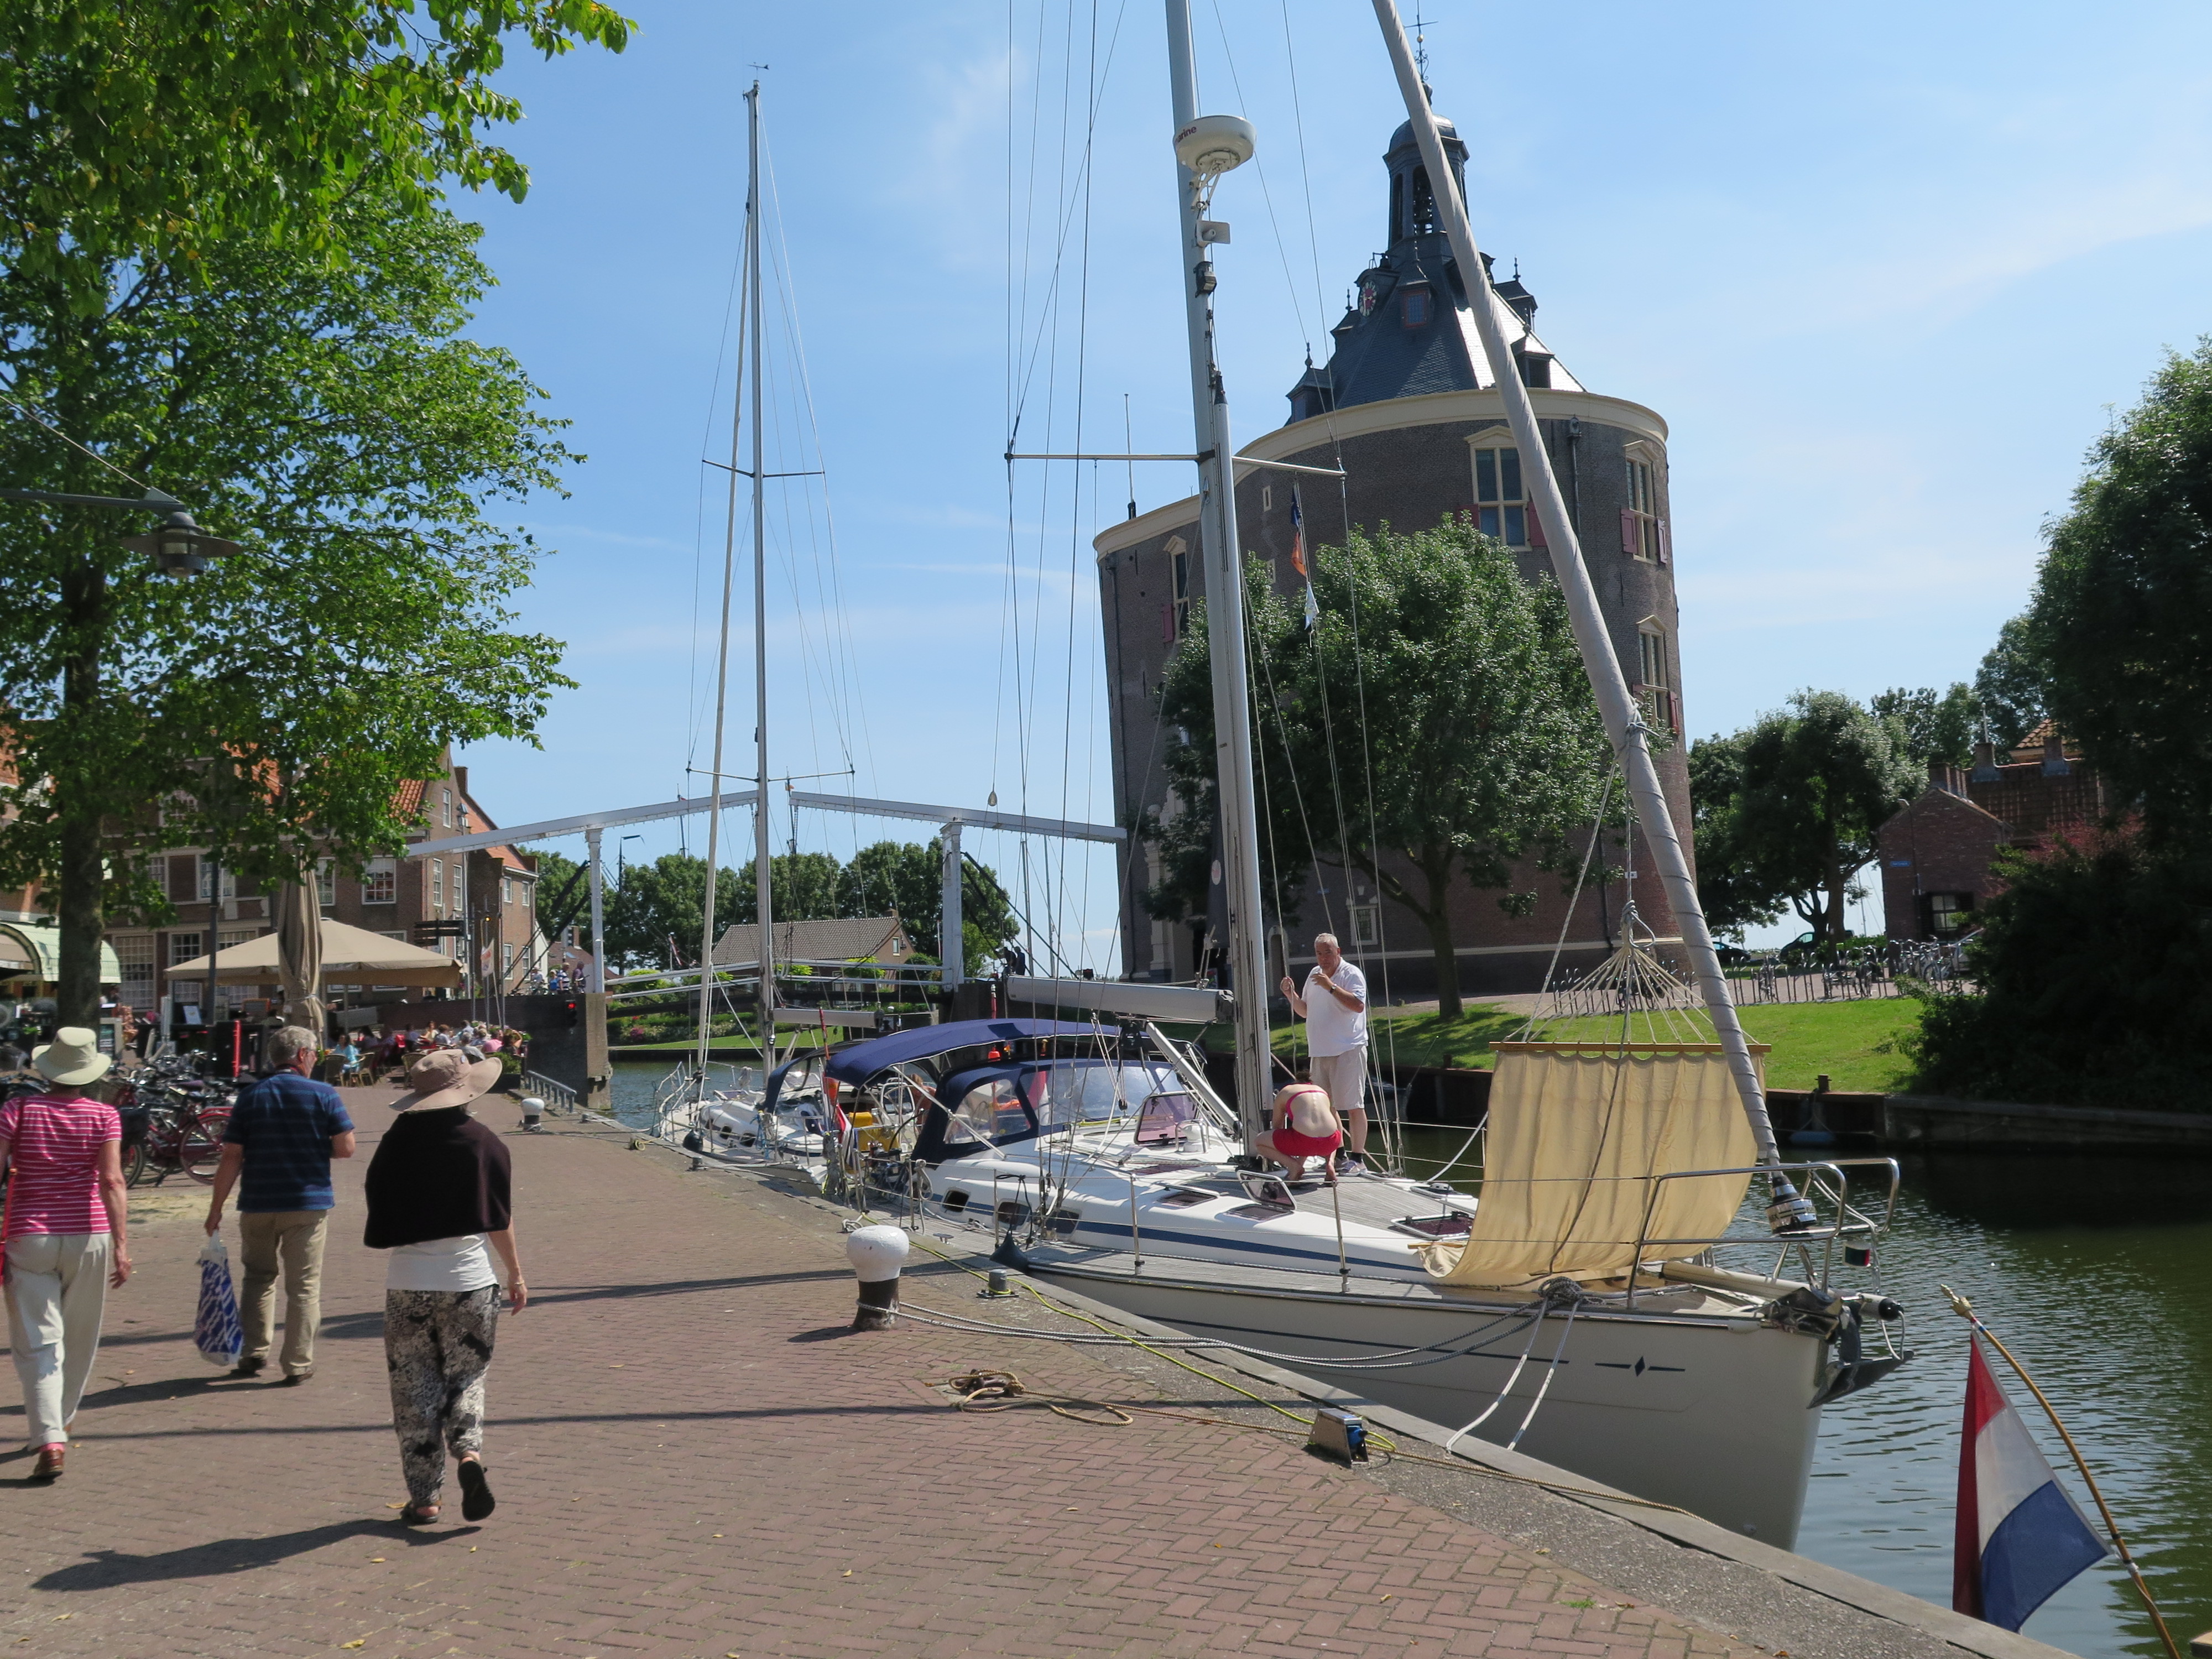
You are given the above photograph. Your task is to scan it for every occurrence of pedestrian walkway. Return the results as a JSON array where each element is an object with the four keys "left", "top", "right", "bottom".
[{"left": 0, "top": 1091, "right": 1767, "bottom": 1659}]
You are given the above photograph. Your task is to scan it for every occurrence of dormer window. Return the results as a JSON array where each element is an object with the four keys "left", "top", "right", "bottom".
[{"left": 1402, "top": 288, "right": 1432, "bottom": 327}]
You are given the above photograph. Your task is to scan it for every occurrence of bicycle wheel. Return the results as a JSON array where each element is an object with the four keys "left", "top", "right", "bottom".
[
  {"left": 122, "top": 1135, "right": 149, "bottom": 1187},
  {"left": 180, "top": 1108, "right": 229, "bottom": 1183}
]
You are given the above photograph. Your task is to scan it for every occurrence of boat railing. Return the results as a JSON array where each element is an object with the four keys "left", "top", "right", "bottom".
[{"left": 1626, "top": 1156, "right": 1901, "bottom": 1305}]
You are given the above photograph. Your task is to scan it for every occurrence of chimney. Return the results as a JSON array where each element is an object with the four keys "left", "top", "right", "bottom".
[
  {"left": 2041, "top": 731, "right": 2072, "bottom": 776},
  {"left": 1929, "top": 760, "right": 1967, "bottom": 796},
  {"left": 1970, "top": 740, "right": 2001, "bottom": 784}
]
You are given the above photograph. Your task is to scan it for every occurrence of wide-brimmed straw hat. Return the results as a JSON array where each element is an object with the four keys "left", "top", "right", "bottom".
[
  {"left": 389, "top": 1047, "right": 502, "bottom": 1113},
  {"left": 32, "top": 1027, "right": 112, "bottom": 1088}
]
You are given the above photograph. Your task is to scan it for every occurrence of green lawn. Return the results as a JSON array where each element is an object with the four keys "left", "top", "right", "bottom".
[{"left": 1254, "top": 996, "right": 1922, "bottom": 1094}]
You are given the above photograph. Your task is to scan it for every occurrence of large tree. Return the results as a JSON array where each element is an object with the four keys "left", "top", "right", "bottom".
[
  {"left": 1151, "top": 519, "right": 1613, "bottom": 1019},
  {"left": 1687, "top": 729, "right": 1785, "bottom": 940},
  {"left": 1870, "top": 682, "right": 1980, "bottom": 771},
  {"left": 2, "top": 0, "right": 630, "bottom": 310},
  {"left": 2028, "top": 341, "right": 2212, "bottom": 848},
  {"left": 0, "top": 199, "right": 573, "bottom": 1020},
  {"left": 1708, "top": 691, "right": 1920, "bottom": 943}
]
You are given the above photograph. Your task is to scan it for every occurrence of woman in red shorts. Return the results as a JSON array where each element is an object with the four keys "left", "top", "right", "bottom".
[{"left": 1253, "top": 1081, "right": 1342, "bottom": 1185}]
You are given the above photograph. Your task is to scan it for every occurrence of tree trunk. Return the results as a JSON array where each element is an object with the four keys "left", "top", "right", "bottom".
[
  {"left": 56, "top": 636, "right": 105, "bottom": 1028},
  {"left": 1824, "top": 831, "right": 1849, "bottom": 942},
  {"left": 1423, "top": 900, "right": 1461, "bottom": 1021}
]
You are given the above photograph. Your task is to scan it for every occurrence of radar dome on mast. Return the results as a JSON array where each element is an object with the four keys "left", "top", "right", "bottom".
[{"left": 1173, "top": 113, "right": 1255, "bottom": 212}]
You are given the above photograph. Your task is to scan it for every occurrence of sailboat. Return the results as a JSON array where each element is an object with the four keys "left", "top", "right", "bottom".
[{"left": 890, "top": 0, "right": 1912, "bottom": 1548}]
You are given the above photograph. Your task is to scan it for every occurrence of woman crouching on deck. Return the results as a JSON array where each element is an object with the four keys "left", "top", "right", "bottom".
[{"left": 365, "top": 1048, "right": 525, "bottom": 1526}]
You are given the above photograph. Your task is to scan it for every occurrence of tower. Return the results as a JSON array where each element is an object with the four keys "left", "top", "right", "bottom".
[{"left": 1098, "top": 114, "right": 1691, "bottom": 997}]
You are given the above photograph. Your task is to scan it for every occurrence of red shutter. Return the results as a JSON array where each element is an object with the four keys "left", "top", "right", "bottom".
[
  {"left": 1657, "top": 519, "right": 1672, "bottom": 565},
  {"left": 1620, "top": 508, "right": 1639, "bottom": 556},
  {"left": 1161, "top": 603, "right": 1175, "bottom": 644},
  {"left": 1670, "top": 690, "right": 1682, "bottom": 736},
  {"left": 1528, "top": 508, "right": 1547, "bottom": 549}
]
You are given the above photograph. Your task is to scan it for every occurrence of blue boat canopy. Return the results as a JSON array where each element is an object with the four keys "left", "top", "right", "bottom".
[{"left": 824, "top": 1018, "right": 1104, "bottom": 1084}]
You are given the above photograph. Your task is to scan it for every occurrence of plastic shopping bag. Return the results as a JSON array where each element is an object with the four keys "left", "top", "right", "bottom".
[{"left": 194, "top": 1235, "right": 244, "bottom": 1368}]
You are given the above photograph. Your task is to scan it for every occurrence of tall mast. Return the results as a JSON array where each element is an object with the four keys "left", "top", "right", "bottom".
[
  {"left": 1165, "top": 0, "right": 1270, "bottom": 1138},
  {"left": 693, "top": 95, "right": 754, "bottom": 1084},
  {"left": 748, "top": 79, "right": 776, "bottom": 1072},
  {"left": 1368, "top": 2, "right": 1811, "bottom": 1227}
]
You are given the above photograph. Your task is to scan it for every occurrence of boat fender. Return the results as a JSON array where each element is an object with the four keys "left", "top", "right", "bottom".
[
  {"left": 845, "top": 1225, "right": 909, "bottom": 1332},
  {"left": 681, "top": 1128, "right": 703, "bottom": 1153},
  {"left": 991, "top": 1233, "right": 1034, "bottom": 1273}
]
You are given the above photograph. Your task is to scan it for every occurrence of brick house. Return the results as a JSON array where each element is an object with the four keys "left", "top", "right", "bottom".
[
  {"left": 107, "top": 749, "right": 546, "bottom": 1030},
  {"left": 1098, "top": 113, "right": 1692, "bottom": 999},
  {"left": 1876, "top": 727, "right": 2108, "bottom": 941}
]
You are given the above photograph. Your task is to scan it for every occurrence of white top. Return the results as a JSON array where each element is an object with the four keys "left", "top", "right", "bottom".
[
  {"left": 386, "top": 1234, "right": 499, "bottom": 1293},
  {"left": 1302, "top": 960, "right": 1369, "bottom": 1057}
]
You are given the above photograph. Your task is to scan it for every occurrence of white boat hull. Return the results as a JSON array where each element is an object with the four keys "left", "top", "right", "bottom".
[{"left": 1016, "top": 1250, "right": 1824, "bottom": 1547}]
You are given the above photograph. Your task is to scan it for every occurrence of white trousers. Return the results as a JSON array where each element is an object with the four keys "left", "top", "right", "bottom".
[
  {"left": 6, "top": 1232, "right": 111, "bottom": 1448},
  {"left": 1310, "top": 1047, "right": 1369, "bottom": 1119}
]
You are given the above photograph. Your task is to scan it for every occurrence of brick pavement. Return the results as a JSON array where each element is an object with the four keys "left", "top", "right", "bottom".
[{"left": 0, "top": 1093, "right": 1761, "bottom": 1659}]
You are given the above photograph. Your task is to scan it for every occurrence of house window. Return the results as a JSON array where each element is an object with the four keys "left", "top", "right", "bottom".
[
  {"left": 113, "top": 935, "right": 155, "bottom": 1006},
  {"left": 1167, "top": 535, "right": 1190, "bottom": 637},
  {"left": 362, "top": 858, "right": 397, "bottom": 905},
  {"left": 1623, "top": 453, "right": 1667, "bottom": 562},
  {"left": 1470, "top": 442, "right": 1527, "bottom": 546},
  {"left": 503, "top": 942, "right": 514, "bottom": 976},
  {"left": 502, "top": 877, "right": 513, "bottom": 909},
  {"left": 1349, "top": 904, "right": 1380, "bottom": 950},
  {"left": 1926, "top": 893, "right": 1975, "bottom": 936},
  {"left": 168, "top": 931, "right": 203, "bottom": 972},
  {"left": 197, "top": 862, "right": 237, "bottom": 902},
  {"left": 315, "top": 859, "right": 336, "bottom": 908},
  {"left": 1402, "top": 288, "right": 1431, "bottom": 327},
  {"left": 431, "top": 859, "right": 444, "bottom": 914},
  {"left": 1261, "top": 484, "right": 1272, "bottom": 511},
  {"left": 441, "top": 787, "right": 453, "bottom": 829}
]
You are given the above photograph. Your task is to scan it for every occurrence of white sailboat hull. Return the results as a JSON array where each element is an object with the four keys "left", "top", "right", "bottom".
[{"left": 1016, "top": 1250, "right": 1824, "bottom": 1547}]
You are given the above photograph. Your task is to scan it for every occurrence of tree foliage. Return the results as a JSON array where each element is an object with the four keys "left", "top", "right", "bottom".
[
  {"left": 1147, "top": 519, "right": 1613, "bottom": 1018},
  {"left": 1972, "top": 615, "right": 2049, "bottom": 753},
  {"left": 1691, "top": 692, "right": 1918, "bottom": 944},
  {"left": 0, "top": 196, "right": 578, "bottom": 1019},
  {"left": 1870, "top": 682, "right": 1980, "bottom": 771},
  {"left": 2027, "top": 341, "right": 2212, "bottom": 848},
  {"left": 0, "top": 0, "right": 630, "bottom": 310}
]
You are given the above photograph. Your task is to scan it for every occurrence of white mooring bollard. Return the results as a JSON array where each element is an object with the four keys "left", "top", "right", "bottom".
[
  {"left": 519, "top": 1096, "right": 546, "bottom": 1133},
  {"left": 845, "top": 1225, "right": 910, "bottom": 1332}
]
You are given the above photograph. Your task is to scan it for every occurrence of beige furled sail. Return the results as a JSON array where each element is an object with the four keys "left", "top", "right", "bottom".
[{"left": 1426, "top": 1042, "right": 1765, "bottom": 1288}]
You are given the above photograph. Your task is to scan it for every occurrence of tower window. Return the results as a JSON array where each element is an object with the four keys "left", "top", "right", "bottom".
[
  {"left": 1470, "top": 443, "right": 1527, "bottom": 546},
  {"left": 1402, "top": 288, "right": 1431, "bottom": 327},
  {"left": 1624, "top": 454, "right": 1668, "bottom": 562},
  {"left": 1636, "top": 625, "right": 1678, "bottom": 734},
  {"left": 1167, "top": 535, "right": 1190, "bottom": 637}
]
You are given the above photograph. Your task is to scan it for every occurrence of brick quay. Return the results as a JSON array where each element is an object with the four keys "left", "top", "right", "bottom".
[{"left": 0, "top": 1093, "right": 2073, "bottom": 1659}]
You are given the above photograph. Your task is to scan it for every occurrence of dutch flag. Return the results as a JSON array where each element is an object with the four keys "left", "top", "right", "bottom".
[{"left": 1954, "top": 1332, "right": 2110, "bottom": 1630}]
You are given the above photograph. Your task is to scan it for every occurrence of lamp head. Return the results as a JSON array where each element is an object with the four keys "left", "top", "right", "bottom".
[{"left": 123, "top": 511, "right": 241, "bottom": 577}]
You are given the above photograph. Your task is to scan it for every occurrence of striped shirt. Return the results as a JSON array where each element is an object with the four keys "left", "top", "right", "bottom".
[{"left": 0, "top": 1094, "right": 121, "bottom": 1240}]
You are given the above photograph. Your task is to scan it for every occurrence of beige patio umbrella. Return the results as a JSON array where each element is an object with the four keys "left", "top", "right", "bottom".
[
  {"left": 169, "top": 919, "right": 462, "bottom": 989},
  {"left": 277, "top": 880, "right": 325, "bottom": 1034}
]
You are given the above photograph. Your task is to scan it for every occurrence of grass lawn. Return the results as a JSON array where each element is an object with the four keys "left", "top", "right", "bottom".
[{"left": 1251, "top": 997, "right": 1922, "bottom": 1094}]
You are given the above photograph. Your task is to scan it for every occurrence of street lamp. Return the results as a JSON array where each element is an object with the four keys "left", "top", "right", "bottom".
[{"left": 0, "top": 486, "right": 241, "bottom": 576}]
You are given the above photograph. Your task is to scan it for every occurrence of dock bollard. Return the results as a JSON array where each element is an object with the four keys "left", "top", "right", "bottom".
[
  {"left": 519, "top": 1097, "right": 545, "bottom": 1133},
  {"left": 846, "top": 1225, "right": 910, "bottom": 1331}
]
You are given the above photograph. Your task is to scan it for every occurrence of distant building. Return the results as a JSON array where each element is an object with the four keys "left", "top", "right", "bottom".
[
  {"left": 710, "top": 916, "right": 915, "bottom": 969},
  {"left": 1097, "top": 113, "right": 1693, "bottom": 998},
  {"left": 1876, "top": 726, "right": 2109, "bottom": 941}
]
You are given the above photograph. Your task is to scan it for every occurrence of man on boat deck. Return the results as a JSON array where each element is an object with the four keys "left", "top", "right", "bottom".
[{"left": 1280, "top": 932, "right": 1368, "bottom": 1171}]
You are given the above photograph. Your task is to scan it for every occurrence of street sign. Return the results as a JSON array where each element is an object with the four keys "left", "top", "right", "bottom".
[{"left": 413, "top": 920, "right": 466, "bottom": 943}]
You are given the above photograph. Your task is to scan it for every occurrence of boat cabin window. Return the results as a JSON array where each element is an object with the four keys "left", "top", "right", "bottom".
[
  {"left": 946, "top": 1078, "right": 1031, "bottom": 1150},
  {"left": 1133, "top": 1091, "right": 1199, "bottom": 1146}
]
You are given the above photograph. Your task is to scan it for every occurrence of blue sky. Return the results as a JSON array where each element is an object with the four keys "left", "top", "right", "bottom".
[{"left": 453, "top": 1, "right": 2212, "bottom": 958}]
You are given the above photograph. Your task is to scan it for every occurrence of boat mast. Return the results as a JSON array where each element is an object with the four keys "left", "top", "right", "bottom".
[
  {"left": 1368, "top": 2, "right": 1810, "bottom": 1224},
  {"left": 1165, "top": 0, "right": 1270, "bottom": 1140},
  {"left": 747, "top": 79, "right": 776, "bottom": 1073},
  {"left": 693, "top": 88, "right": 757, "bottom": 1087}
]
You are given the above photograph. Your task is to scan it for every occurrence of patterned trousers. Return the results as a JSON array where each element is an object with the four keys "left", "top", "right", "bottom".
[{"left": 384, "top": 1286, "right": 500, "bottom": 1505}]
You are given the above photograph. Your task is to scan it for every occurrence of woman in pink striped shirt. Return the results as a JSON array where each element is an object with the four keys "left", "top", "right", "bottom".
[{"left": 1, "top": 1028, "right": 131, "bottom": 1482}]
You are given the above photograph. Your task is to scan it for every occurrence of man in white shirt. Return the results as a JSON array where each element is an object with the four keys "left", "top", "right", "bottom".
[{"left": 1279, "top": 931, "right": 1369, "bottom": 1169}]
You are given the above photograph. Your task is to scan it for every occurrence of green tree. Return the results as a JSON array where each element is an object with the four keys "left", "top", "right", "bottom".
[
  {"left": 603, "top": 853, "right": 744, "bottom": 971},
  {"left": 2, "top": 0, "right": 630, "bottom": 309},
  {"left": 0, "top": 199, "right": 575, "bottom": 1021},
  {"left": 835, "top": 839, "right": 1016, "bottom": 962},
  {"left": 1973, "top": 615, "right": 2050, "bottom": 753},
  {"left": 732, "top": 851, "right": 844, "bottom": 924},
  {"left": 1155, "top": 519, "right": 1613, "bottom": 1019},
  {"left": 1687, "top": 731, "right": 1784, "bottom": 940},
  {"left": 1870, "top": 682, "right": 1980, "bottom": 770},
  {"left": 1716, "top": 691, "right": 1920, "bottom": 943},
  {"left": 2028, "top": 342, "right": 2212, "bottom": 847}
]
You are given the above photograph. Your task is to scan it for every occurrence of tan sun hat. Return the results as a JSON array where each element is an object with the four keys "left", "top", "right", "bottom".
[
  {"left": 390, "top": 1047, "right": 503, "bottom": 1113},
  {"left": 32, "top": 1027, "right": 113, "bottom": 1088}
]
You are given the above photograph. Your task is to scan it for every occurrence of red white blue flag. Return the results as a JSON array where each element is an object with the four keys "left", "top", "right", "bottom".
[
  {"left": 1289, "top": 486, "right": 1307, "bottom": 578},
  {"left": 1954, "top": 1332, "right": 2109, "bottom": 1630}
]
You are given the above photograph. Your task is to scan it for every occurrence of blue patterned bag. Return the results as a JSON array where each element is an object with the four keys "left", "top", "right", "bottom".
[{"left": 195, "top": 1235, "right": 244, "bottom": 1368}]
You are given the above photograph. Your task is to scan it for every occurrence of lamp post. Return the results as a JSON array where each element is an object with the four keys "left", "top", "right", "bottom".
[{"left": 0, "top": 486, "right": 240, "bottom": 573}]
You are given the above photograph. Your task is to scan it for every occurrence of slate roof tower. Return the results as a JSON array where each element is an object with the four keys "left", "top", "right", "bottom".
[{"left": 1097, "top": 113, "right": 1693, "bottom": 997}]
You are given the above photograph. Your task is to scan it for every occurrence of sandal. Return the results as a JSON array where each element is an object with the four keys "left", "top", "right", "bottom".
[
  {"left": 457, "top": 1459, "right": 495, "bottom": 1521},
  {"left": 397, "top": 1502, "right": 440, "bottom": 1526}
]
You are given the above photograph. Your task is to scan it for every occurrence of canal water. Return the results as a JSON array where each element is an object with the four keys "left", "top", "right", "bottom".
[{"left": 607, "top": 1063, "right": 2209, "bottom": 1657}]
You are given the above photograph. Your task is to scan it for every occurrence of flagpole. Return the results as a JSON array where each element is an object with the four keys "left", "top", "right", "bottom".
[{"left": 1942, "top": 1287, "right": 2183, "bottom": 1659}]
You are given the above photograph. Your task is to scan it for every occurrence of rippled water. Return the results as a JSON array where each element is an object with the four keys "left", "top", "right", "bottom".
[{"left": 607, "top": 1065, "right": 2209, "bottom": 1657}]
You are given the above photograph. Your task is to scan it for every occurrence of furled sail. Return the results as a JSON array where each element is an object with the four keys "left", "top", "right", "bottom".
[{"left": 1426, "top": 1042, "right": 1765, "bottom": 1288}]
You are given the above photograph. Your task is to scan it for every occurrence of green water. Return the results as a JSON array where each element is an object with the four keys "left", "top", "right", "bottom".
[
  {"left": 1392, "top": 1124, "right": 2212, "bottom": 1659},
  {"left": 610, "top": 1066, "right": 2209, "bottom": 1658}
]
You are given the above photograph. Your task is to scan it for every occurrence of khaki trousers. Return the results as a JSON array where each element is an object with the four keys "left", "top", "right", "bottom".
[
  {"left": 1310, "top": 1047, "right": 1369, "bottom": 1149},
  {"left": 238, "top": 1210, "right": 330, "bottom": 1378},
  {"left": 4, "top": 1232, "right": 112, "bottom": 1448}
]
